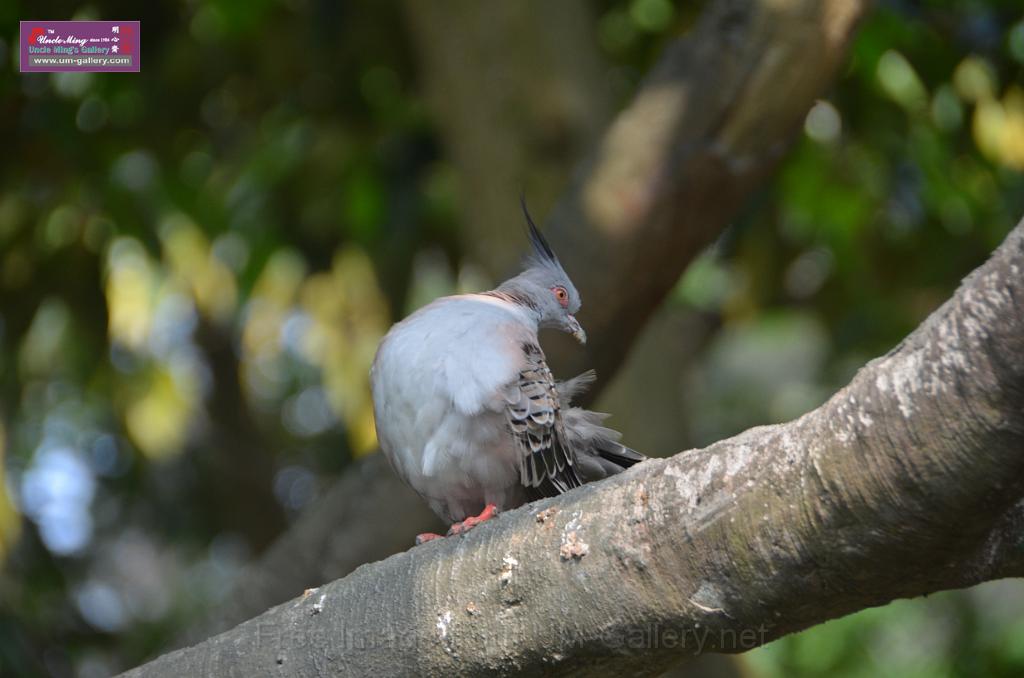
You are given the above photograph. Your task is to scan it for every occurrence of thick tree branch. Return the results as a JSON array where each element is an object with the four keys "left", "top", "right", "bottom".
[
  {"left": 203, "top": 1, "right": 870, "bottom": 632},
  {"left": 545, "top": 0, "right": 867, "bottom": 397},
  {"left": 185, "top": 454, "right": 443, "bottom": 642},
  {"left": 125, "top": 221, "right": 1024, "bottom": 677}
]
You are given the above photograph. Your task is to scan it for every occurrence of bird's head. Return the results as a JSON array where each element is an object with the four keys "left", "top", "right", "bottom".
[{"left": 497, "top": 198, "right": 585, "bottom": 344}]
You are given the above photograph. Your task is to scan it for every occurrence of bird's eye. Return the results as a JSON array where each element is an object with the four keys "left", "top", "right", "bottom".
[{"left": 552, "top": 286, "right": 569, "bottom": 308}]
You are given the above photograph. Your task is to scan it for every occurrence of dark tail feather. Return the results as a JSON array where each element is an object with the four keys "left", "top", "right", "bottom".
[
  {"left": 595, "top": 440, "right": 645, "bottom": 468},
  {"left": 555, "top": 369, "right": 647, "bottom": 483},
  {"left": 573, "top": 435, "right": 646, "bottom": 483}
]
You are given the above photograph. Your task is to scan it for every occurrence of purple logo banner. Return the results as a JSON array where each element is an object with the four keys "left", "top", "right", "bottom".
[{"left": 20, "top": 21, "right": 140, "bottom": 73}]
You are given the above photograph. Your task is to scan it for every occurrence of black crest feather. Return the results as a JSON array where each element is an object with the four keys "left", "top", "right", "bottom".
[{"left": 520, "top": 194, "right": 558, "bottom": 264}]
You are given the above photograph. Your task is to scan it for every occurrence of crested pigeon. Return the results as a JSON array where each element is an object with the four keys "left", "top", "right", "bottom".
[{"left": 370, "top": 201, "right": 644, "bottom": 543}]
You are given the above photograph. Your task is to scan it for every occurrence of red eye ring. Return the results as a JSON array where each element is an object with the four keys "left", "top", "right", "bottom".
[{"left": 551, "top": 286, "right": 569, "bottom": 308}]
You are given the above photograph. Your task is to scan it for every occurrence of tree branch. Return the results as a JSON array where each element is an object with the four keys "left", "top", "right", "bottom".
[
  {"left": 184, "top": 454, "right": 443, "bottom": 643},
  {"left": 545, "top": 0, "right": 868, "bottom": 397},
  {"left": 124, "top": 220, "right": 1024, "bottom": 677}
]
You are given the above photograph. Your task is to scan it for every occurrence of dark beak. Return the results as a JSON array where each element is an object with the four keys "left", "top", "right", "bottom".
[{"left": 567, "top": 315, "right": 586, "bottom": 344}]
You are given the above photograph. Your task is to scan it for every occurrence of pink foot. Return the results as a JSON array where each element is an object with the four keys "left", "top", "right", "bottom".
[
  {"left": 447, "top": 503, "right": 498, "bottom": 537},
  {"left": 413, "top": 504, "right": 499, "bottom": 546},
  {"left": 415, "top": 532, "right": 444, "bottom": 545}
]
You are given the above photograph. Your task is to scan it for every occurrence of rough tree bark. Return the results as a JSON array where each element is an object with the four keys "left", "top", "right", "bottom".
[
  {"left": 200, "top": 0, "right": 870, "bottom": 635},
  {"left": 124, "top": 220, "right": 1024, "bottom": 676}
]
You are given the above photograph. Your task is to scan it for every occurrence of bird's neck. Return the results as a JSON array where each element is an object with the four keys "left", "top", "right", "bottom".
[
  {"left": 480, "top": 284, "right": 542, "bottom": 326},
  {"left": 489, "top": 278, "right": 539, "bottom": 309},
  {"left": 483, "top": 288, "right": 535, "bottom": 309}
]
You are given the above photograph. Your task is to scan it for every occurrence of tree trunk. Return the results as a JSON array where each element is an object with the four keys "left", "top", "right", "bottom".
[{"left": 404, "top": 0, "right": 612, "bottom": 279}]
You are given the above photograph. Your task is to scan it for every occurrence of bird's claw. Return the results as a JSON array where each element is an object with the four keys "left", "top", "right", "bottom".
[
  {"left": 447, "top": 503, "right": 498, "bottom": 536},
  {"left": 415, "top": 532, "right": 444, "bottom": 545},
  {"left": 413, "top": 504, "right": 499, "bottom": 546}
]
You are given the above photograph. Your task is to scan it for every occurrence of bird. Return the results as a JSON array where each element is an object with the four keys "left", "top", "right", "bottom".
[{"left": 370, "top": 200, "right": 644, "bottom": 544}]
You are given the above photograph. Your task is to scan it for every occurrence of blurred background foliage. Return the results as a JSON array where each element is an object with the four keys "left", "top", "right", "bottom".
[{"left": 0, "top": 0, "right": 1023, "bottom": 676}]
